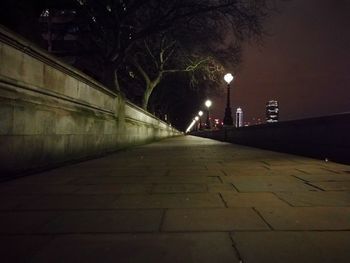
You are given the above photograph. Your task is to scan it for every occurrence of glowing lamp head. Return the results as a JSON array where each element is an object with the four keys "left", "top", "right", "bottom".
[
  {"left": 224, "top": 73, "right": 234, "bottom": 84},
  {"left": 195, "top": 116, "right": 199, "bottom": 121},
  {"left": 198, "top": 111, "right": 203, "bottom": 116},
  {"left": 205, "top": 100, "right": 212, "bottom": 108}
]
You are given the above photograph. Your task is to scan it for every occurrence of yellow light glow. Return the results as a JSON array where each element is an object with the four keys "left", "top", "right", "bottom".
[{"left": 198, "top": 111, "right": 203, "bottom": 116}]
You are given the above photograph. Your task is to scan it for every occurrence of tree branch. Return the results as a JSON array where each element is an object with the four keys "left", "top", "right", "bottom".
[{"left": 132, "top": 58, "right": 150, "bottom": 84}]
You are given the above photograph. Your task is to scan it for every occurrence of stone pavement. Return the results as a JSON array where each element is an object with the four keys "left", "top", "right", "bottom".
[{"left": 1, "top": 135, "right": 350, "bottom": 262}]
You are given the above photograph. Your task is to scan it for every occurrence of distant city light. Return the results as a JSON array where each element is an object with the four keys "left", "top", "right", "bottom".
[{"left": 198, "top": 111, "right": 203, "bottom": 116}]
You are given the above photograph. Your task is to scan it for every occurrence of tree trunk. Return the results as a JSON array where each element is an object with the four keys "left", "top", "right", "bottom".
[
  {"left": 102, "top": 62, "right": 120, "bottom": 92},
  {"left": 142, "top": 77, "right": 161, "bottom": 110},
  {"left": 132, "top": 59, "right": 162, "bottom": 111},
  {"left": 113, "top": 69, "right": 121, "bottom": 91},
  {"left": 142, "top": 83, "right": 154, "bottom": 110}
]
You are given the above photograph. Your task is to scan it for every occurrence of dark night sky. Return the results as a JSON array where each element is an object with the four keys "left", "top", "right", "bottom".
[{"left": 211, "top": 0, "right": 350, "bottom": 124}]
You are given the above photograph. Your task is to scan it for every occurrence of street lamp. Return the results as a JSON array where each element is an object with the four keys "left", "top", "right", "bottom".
[
  {"left": 205, "top": 99, "right": 212, "bottom": 129},
  {"left": 198, "top": 111, "right": 203, "bottom": 130},
  {"left": 194, "top": 116, "right": 199, "bottom": 131},
  {"left": 223, "top": 73, "right": 234, "bottom": 126},
  {"left": 185, "top": 119, "right": 196, "bottom": 133}
]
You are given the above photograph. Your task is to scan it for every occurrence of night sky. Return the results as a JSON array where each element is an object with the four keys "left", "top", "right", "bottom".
[{"left": 211, "top": 0, "right": 350, "bottom": 124}]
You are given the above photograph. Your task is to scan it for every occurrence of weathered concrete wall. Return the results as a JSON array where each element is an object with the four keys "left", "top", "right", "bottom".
[
  {"left": 194, "top": 114, "right": 350, "bottom": 164},
  {"left": 0, "top": 26, "right": 181, "bottom": 177}
]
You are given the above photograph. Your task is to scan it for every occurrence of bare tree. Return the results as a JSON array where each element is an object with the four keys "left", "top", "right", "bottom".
[
  {"left": 129, "top": 34, "right": 231, "bottom": 109},
  {"left": 74, "top": 0, "right": 270, "bottom": 97}
]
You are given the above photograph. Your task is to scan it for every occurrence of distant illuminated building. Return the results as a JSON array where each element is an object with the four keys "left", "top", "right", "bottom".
[
  {"left": 266, "top": 100, "right": 279, "bottom": 123},
  {"left": 235, "top": 107, "right": 243, "bottom": 127},
  {"left": 252, "top": 117, "right": 262, "bottom": 125}
]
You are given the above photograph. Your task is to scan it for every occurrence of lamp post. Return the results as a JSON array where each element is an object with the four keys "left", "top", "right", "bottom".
[
  {"left": 205, "top": 99, "right": 212, "bottom": 129},
  {"left": 194, "top": 116, "right": 199, "bottom": 131},
  {"left": 198, "top": 111, "right": 203, "bottom": 130},
  {"left": 223, "top": 73, "right": 234, "bottom": 126}
]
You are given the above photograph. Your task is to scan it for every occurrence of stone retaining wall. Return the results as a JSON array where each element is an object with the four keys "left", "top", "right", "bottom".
[{"left": 0, "top": 26, "right": 181, "bottom": 177}]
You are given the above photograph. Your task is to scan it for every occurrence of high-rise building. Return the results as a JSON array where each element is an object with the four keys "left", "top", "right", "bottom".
[
  {"left": 266, "top": 100, "right": 279, "bottom": 123},
  {"left": 235, "top": 107, "right": 243, "bottom": 127}
]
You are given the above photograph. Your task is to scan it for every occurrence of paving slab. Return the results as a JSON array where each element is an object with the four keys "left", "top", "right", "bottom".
[
  {"left": 324, "top": 163, "right": 350, "bottom": 173},
  {"left": 276, "top": 191, "right": 350, "bottom": 206},
  {"left": 296, "top": 167, "right": 341, "bottom": 175},
  {"left": 49, "top": 168, "right": 168, "bottom": 177},
  {"left": 0, "top": 235, "right": 54, "bottom": 263},
  {"left": 256, "top": 207, "right": 350, "bottom": 230},
  {"left": 207, "top": 183, "right": 237, "bottom": 193},
  {"left": 0, "top": 184, "right": 80, "bottom": 195},
  {"left": 167, "top": 169, "right": 224, "bottom": 177},
  {"left": 6, "top": 175, "right": 76, "bottom": 184},
  {"left": 151, "top": 184, "right": 207, "bottom": 193},
  {"left": 21, "top": 195, "right": 119, "bottom": 210},
  {"left": 0, "top": 211, "right": 60, "bottom": 233},
  {"left": 71, "top": 175, "right": 221, "bottom": 184},
  {"left": 261, "top": 159, "right": 310, "bottom": 166},
  {"left": 294, "top": 174, "right": 350, "bottom": 182},
  {"left": 114, "top": 193, "right": 225, "bottom": 208},
  {"left": 29, "top": 233, "right": 239, "bottom": 263},
  {"left": 308, "top": 181, "right": 350, "bottom": 191},
  {"left": 221, "top": 192, "right": 290, "bottom": 207},
  {"left": 39, "top": 210, "right": 163, "bottom": 233},
  {"left": 0, "top": 195, "right": 41, "bottom": 210},
  {"left": 36, "top": 167, "right": 114, "bottom": 177},
  {"left": 75, "top": 184, "right": 153, "bottom": 194},
  {"left": 223, "top": 175, "right": 318, "bottom": 192},
  {"left": 108, "top": 168, "right": 168, "bottom": 177},
  {"left": 222, "top": 167, "right": 302, "bottom": 177},
  {"left": 205, "top": 163, "right": 226, "bottom": 170},
  {"left": 162, "top": 208, "right": 269, "bottom": 231},
  {"left": 231, "top": 231, "right": 350, "bottom": 263},
  {"left": 164, "top": 164, "right": 206, "bottom": 170}
]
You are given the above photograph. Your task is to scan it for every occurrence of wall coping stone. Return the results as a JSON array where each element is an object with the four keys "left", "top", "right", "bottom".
[{"left": 0, "top": 25, "right": 118, "bottom": 98}]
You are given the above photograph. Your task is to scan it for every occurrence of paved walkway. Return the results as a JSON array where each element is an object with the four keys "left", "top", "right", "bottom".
[{"left": 1, "top": 136, "right": 350, "bottom": 262}]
